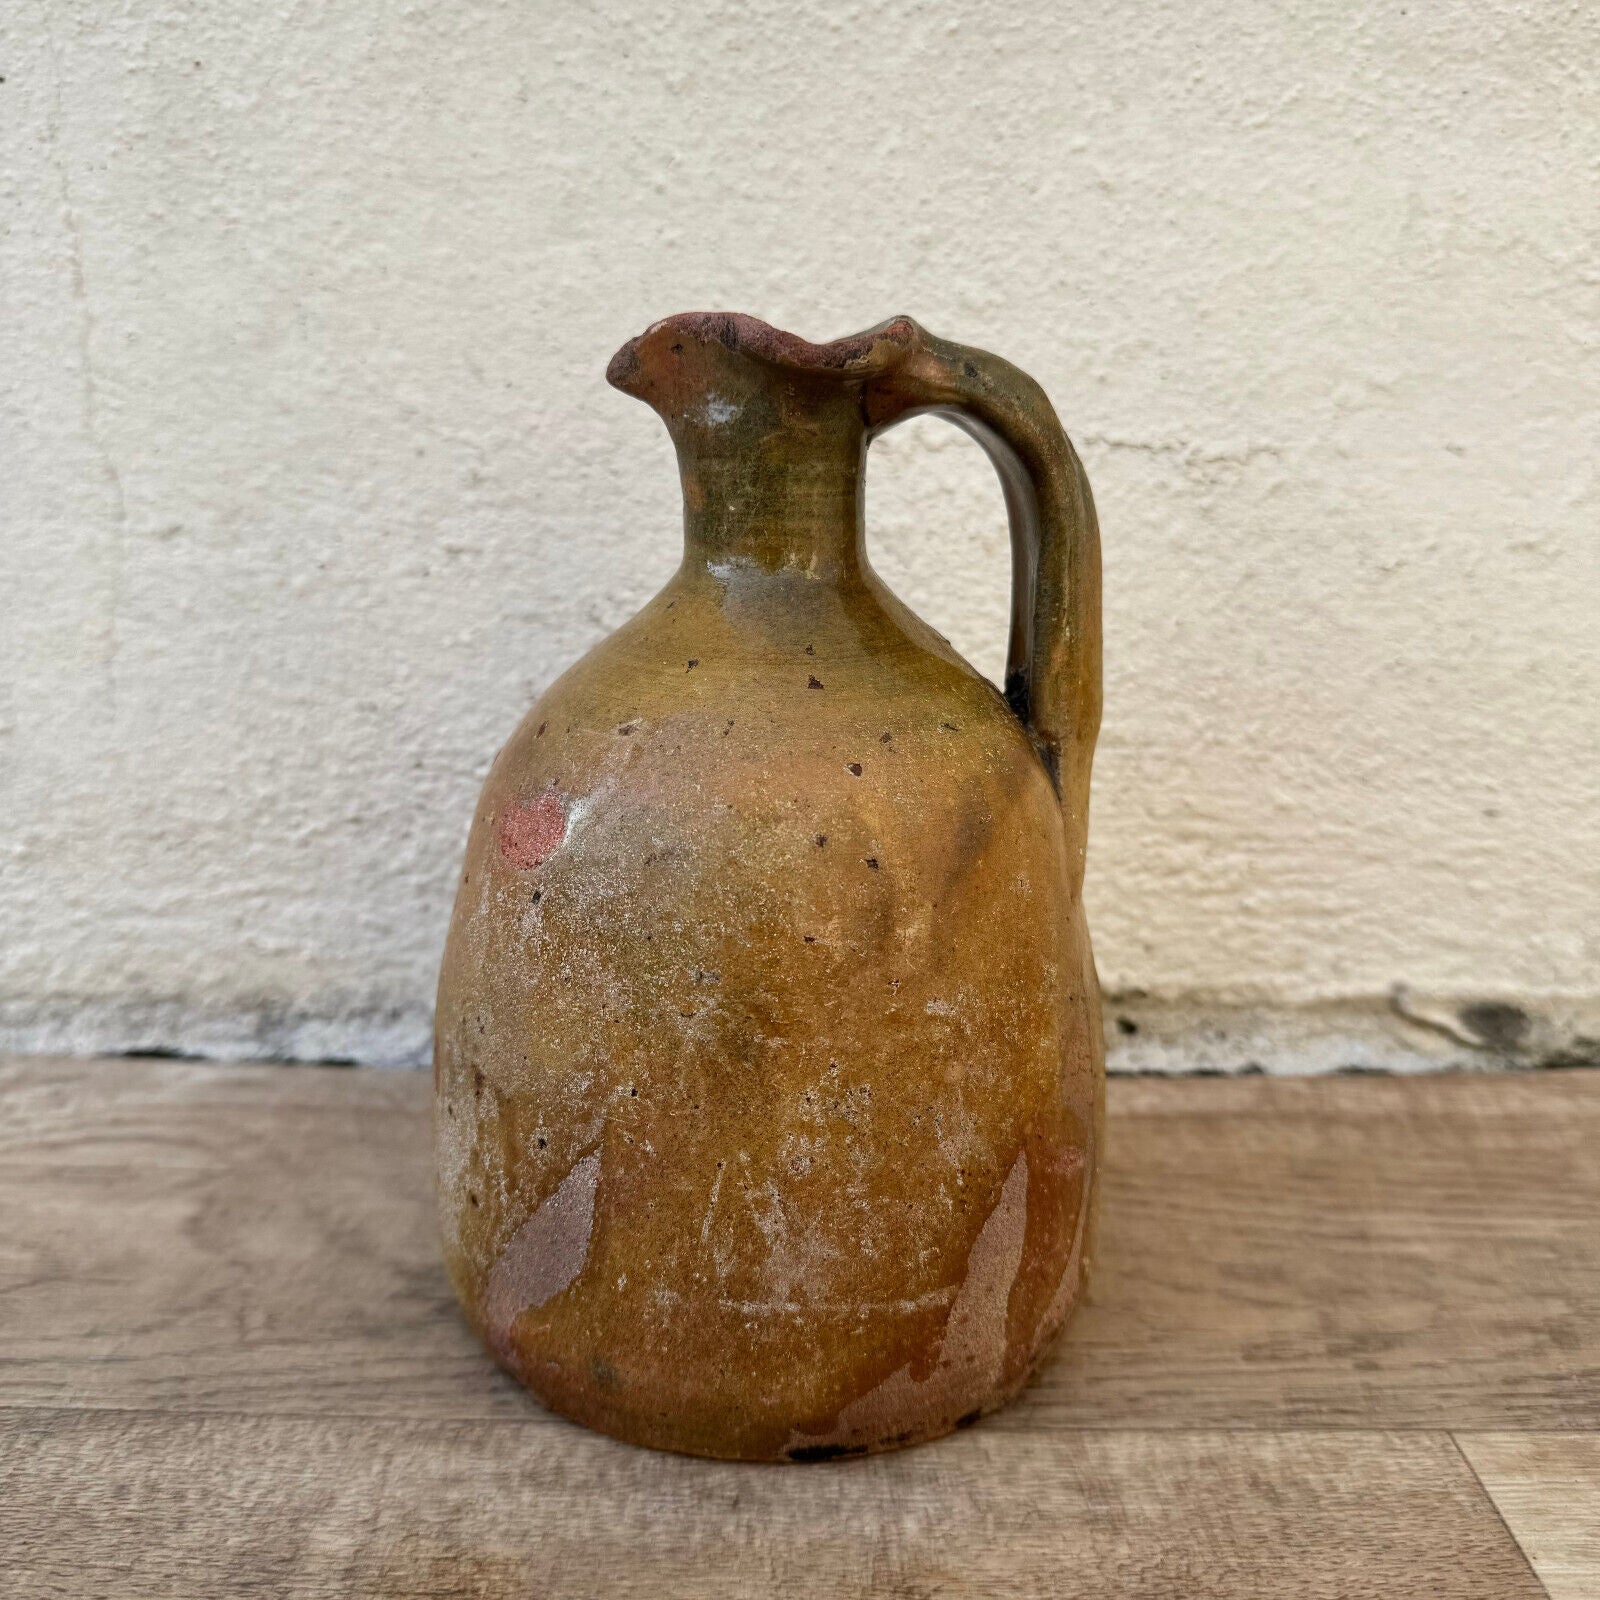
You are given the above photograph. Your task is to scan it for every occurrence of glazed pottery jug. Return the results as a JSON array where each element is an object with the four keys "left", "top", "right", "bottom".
[{"left": 435, "top": 313, "right": 1103, "bottom": 1461}]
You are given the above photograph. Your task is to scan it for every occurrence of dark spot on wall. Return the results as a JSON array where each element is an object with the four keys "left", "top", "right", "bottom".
[
  {"left": 963, "top": 361, "right": 978, "bottom": 379},
  {"left": 804, "top": 644, "right": 815, "bottom": 656},
  {"left": 940, "top": 721, "right": 959, "bottom": 732},
  {"left": 617, "top": 723, "right": 637, "bottom": 736},
  {"left": 468, "top": 1191, "right": 480, "bottom": 1208},
  {"left": 1117, "top": 1016, "right": 1139, "bottom": 1036},
  {"left": 815, "top": 834, "right": 827, "bottom": 847},
  {"left": 531, "top": 889, "right": 542, "bottom": 904},
  {"left": 1539, "top": 1037, "right": 1600, "bottom": 1070},
  {"left": 537, "top": 1136, "right": 547, "bottom": 1148},
  {"left": 687, "top": 658, "right": 699, "bottom": 670},
  {"left": 803, "top": 934, "right": 816, "bottom": 944},
  {"left": 1459, "top": 1001, "right": 1531, "bottom": 1051},
  {"left": 537, "top": 722, "right": 547, "bottom": 737},
  {"left": 808, "top": 675, "right": 824, "bottom": 689},
  {"left": 847, "top": 763, "right": 863, "bottom": 777},
  {"left": 879, "top": 732, "right": 892, "bottom": 743},
  {"left": 864, "top": 858, "right": 879, "bottom": 870}
]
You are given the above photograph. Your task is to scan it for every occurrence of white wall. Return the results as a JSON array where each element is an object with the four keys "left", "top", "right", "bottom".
[{"left": 3, "top": 1, "right": 1596, "bottom": 1067}]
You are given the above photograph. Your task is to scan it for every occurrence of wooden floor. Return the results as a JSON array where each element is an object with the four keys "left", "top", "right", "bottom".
[{"left": 1, "top": 1056, "right": 1596, "bottom": 1598}]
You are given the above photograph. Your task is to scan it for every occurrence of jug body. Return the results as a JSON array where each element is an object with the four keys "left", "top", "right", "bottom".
[{"left": 435, "top": 314, "right": 1104, "bottom": 1460}]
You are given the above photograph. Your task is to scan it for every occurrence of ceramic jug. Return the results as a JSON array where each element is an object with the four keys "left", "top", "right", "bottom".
[{"left": 435, "top": 313, "right": 1103, "bottom": 1461}]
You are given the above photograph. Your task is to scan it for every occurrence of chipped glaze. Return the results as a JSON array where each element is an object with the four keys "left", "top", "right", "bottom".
[
  {"left": 495, "top": 793, "right": 568, "bottom": 871},
  {"left": 435, "top": 312, "right": 1105, "bottom": 1461},
  {"left": 483, "top": 1148, "right": 601, "bottom": 1365}
]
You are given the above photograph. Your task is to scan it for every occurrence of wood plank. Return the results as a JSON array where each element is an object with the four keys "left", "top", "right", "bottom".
[
  {"left": 1, "top": 1057, "right": 1597, "bottom": 1429},
  {"left": 1457, "top": 1433, "right": 1600, "bottom": 1599},
  {"left": 1040, "top": 1070, "right": 1600, "bottom": 1430},
  {"left": 0, "top": 1409, "right": 1547, "bottom": 1599},
  {"left": 0, "top": 1055, "right": 510, "bottom": 1421}
]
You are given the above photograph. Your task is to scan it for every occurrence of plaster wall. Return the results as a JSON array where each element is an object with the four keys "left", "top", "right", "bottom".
[{"left": 2, "top": 1, "right": 1596, "bottom": 1066}]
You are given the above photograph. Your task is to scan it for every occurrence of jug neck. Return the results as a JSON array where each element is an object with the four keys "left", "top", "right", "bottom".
[
  {"left": 674, "top": 416, "right": 867, "bottom": 578},
  {"left": 609, "top": 313, "right": 909, "bottom": 582}
]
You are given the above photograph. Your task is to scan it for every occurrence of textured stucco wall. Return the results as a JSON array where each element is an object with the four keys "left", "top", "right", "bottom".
[{"left": 3, "top": 1, "right": 1596, "bottom": 1067}]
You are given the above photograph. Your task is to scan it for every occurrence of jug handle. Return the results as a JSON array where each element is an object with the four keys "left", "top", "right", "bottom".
[{"left": 864, "top": 330, "right": 1102, "bottom": 897}]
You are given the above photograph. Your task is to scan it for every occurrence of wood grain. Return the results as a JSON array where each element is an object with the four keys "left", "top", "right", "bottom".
[
  {"left": 0, "top": 1409, "right": 1546, "bottom": 1600},
  {"left": 0, "top": 1055, "right": 500, "bottom": 1421},
  {"left": 2, "top": 1054, "right": 1595, "bottom": 1596},
  {"left": 2, "top": 1056, "right": 1596, "bottom": 1429},
  {"left": 1457, "top": 1433, "right": 1600, "bottom": 1599},
  {"left": 1046, "top": 1070, "right": 1600, "bottom": 1431}
]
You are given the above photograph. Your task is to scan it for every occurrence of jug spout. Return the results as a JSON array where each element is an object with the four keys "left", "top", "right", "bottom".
[
  {"left": 607, "top": 312, "right": 917, "bottom": 577},
  {"left": 604, "top": 311, "right": 921, "bottom": 405}
]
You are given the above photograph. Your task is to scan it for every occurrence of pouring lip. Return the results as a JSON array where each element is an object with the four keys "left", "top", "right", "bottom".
[{"left": 606, "top": 311, "right": 924, "bottom": 395}]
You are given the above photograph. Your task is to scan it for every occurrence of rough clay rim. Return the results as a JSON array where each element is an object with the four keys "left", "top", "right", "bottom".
[{"left": 606, "top": 311, "right": 924, "bottom": 393}]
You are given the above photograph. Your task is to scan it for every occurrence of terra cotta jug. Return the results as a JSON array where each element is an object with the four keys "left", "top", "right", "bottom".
[{"left": 435, "top": 312, "right": 1103, "bottom": 1460}]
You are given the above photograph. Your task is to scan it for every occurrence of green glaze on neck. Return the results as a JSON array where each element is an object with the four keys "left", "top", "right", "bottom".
[{"left": 607, "top": 312, "right": 915, "bottom": 578}]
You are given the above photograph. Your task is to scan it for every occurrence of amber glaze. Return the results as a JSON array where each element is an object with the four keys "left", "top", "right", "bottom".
[{"left": 435, "top": 313, "right": 1104, "bottom": 1460}]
